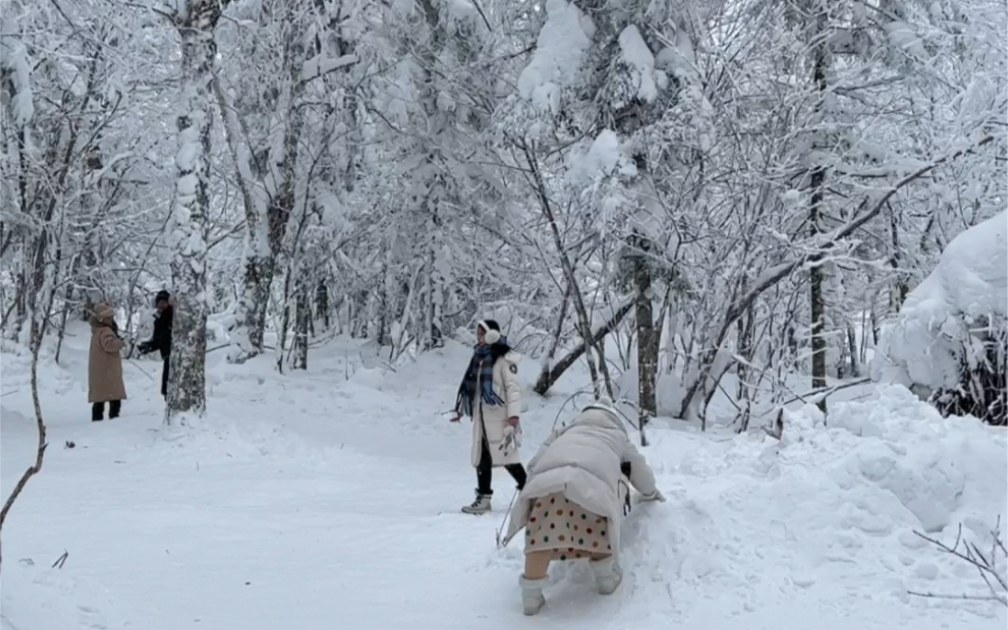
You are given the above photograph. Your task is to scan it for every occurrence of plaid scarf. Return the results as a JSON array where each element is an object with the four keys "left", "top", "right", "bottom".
[{"left": 455, "top": 344, "right": 505, "bottom": 417}]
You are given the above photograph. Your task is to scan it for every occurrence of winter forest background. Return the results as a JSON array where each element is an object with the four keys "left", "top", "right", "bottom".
[
  {"left": 1, "top": 0, "right": 1006, "bottom": 428},
  {"left": 1, "top": 0, "right": 1008, "bottom": 626}
]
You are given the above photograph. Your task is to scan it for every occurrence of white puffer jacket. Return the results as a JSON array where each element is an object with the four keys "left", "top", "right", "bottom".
[
  {"left": 470, "top": 351, "right": 523, "bottom": 467},
  {"left": 501, "top": 401, "right": 657, "bottom": 556}
]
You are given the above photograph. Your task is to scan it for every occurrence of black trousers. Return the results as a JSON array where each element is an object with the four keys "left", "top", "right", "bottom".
[
  {"left": 476, "top": 436, "right": 527, "bottom": 496},
  {"left": 161, "top": 356, "right": 170, "bottom": 398},
  {"left": 92, "top": 400, "right": 121, "bottom": 421}
]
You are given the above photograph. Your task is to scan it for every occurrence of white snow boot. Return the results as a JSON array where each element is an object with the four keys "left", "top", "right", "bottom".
[
  {"left": 461, "top": 491, "right": 492, "bottom": 515},
  {"left": 590, "top": 556, "right": 623, "bottom": 595},
  {"left": 519, "top": 575, "right": 547, "bottom": 615}
]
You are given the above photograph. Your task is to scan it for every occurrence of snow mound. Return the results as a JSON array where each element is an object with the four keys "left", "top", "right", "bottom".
[
  {"left": 783, "top": 384, "right": 1006, "bottom": 535},
  {"left": 873, "top": 210, "right": 1007, "bottom": 397},
  {"left": 616, "top": 385, "right": 1003, "bottom": 620}
]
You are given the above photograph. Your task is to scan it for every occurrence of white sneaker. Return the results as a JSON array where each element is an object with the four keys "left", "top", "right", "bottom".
[
  {"left": 461, "top": 492, "right": 492, "bottom": 515},
  {"left": 590, "top": 557, "right": 623, "bottom": 595},
  {"left": 519, "top": 575, "right": 547, "bottom": 615}
]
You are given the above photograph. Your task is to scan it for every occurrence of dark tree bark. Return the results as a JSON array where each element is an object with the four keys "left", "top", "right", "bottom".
[{"left": 808, "top": 5, "right": 830, "bottom": 415}]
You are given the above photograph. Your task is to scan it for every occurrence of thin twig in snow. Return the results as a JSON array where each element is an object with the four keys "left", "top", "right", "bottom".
[
  {"left": 51, "top": 550, "right": 69, "bottom": 569},
  {"left": 909, "top": 519, "right": 1008, "bottom": 607}
]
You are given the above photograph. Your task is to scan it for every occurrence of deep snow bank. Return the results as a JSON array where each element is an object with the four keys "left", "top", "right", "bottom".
[
  {"left": 872, "top": 211, "right": 1007, "bottom": 420},
  {"left": 781, "top": 384, "right": 1006, "bottom": 535},
  {"left": 617, "top": 383, "right": 1006, "bottom": 623}
]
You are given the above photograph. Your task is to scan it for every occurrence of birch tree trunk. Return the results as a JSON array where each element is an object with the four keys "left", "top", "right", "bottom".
[
  {"left": 226, "top": 3, "right": 307, "bottom": 363},
  {"left": 166, "top": 0, "right": 226, "bottom": 422},
  {"left": 293, "top": 277, "right": 309, "bottom": 370},
  {"left": 213, "top": 75, "right": 270, "bottom": 363}
]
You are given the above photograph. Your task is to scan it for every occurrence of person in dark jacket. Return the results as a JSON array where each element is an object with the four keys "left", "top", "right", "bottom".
[{"left": 138, "top": 290, "right": 173, "bottom": 398}]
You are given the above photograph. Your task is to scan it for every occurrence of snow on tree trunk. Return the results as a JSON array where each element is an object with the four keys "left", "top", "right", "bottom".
[
  {"left": 887, "top": 200, "right": 909, "bottom": 311},
  {"left": 846, "top": 321, "right": 860, "bottom": 378},
  {"left": 232, "top": 252, "right": 271, "bottom": 360},
  {"left": 166, "top": 0, "right": 224, "bottom": 423},
  {"left": 630, "top": 231, "right": 657, "bottom": 425},
  {"left": 423, "top": 230, "right": 444, "bottom": 350},
  {"left": 315, "top": 280, "right": 330, "bottom": 331},
  {"left": 292, "top": 275, "right": 310, "bottom": 370},
  {"left": 223, "top": 3, "right": 307, "bottom": 364},
  {"left": 213, "top": 73, "right": 270, "bottom": 363},
  {"left": 807, "top": 4, "right": 830, "bottom": 415}
]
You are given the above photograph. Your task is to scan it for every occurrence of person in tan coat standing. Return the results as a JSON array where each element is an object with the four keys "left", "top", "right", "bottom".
[
  {"left": 450, "top": 320, "right": 526, "bottom": 514},
  {"left": 500, "top": 397, "right": 665, "bottom": 615},
  {"left": 89, "top": 302, "right": 127, "bottom": 422}
]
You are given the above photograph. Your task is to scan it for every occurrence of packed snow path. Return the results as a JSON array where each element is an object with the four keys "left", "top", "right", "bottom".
[{"left": 2, "top": 330, "right": 1005, "bottom": 629}]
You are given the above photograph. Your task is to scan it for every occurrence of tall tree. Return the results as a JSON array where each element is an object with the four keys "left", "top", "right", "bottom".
[{"left": 166, "top": 0, "right": 230, "bottom": 421}]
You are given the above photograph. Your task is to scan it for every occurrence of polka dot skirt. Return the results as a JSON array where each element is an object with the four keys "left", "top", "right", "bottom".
[{"left": 524, "top": 492, "right": 612, "bottom": 561}]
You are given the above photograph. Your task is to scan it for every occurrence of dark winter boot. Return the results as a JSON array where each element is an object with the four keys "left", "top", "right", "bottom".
[
  {"left": 461, "top": 490, "right": 492, "bottom": 515},
  {"left": 108, "top": 400, "right": 121, "bottom": 419},
  {"left": 91, "top": 403, "right": 104, "bottom": 422}
]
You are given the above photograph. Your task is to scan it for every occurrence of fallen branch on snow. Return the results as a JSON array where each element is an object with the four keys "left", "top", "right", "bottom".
[
  {"left": 770, "top": 377, "right": 872, "bottom": 414},
  {"left": 909, "top": 518, "right": 1007, "bottom": 607},
  {"left": 759, "top": 378, "right": 873, "bottom": 438}
]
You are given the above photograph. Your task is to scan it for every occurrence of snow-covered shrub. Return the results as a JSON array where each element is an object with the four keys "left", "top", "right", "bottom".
[
  {"left": 872, "top": 211, "right": 1007, "bottom": 425},
  {"left": 927, "top": 315, "right": 1006, "bottom": 425}
]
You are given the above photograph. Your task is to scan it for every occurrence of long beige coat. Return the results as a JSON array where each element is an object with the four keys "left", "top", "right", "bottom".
[
  {"left": 88, "top": 303, "right": 127, "bottom": 403},
  {"left": 470, "top": 351, "right": 523, "bottom": 467},
  {"left": 501, "top": 405, "right": 657, "bottom": 558}
]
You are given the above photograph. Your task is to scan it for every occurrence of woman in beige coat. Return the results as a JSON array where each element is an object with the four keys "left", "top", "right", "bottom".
[
  {"left": 450, "top": 320, "right": 526, "bottom": 514},
  {"left": 88, "top": 302, "right": 127, "bottom": 422},
  {"left": 500, "top": 397, "right": 665, "bottom": 615}
]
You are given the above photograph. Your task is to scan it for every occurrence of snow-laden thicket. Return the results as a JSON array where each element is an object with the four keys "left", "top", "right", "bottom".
[{"left": 873, "top": 211, "right": 1007, "bottom": 425}]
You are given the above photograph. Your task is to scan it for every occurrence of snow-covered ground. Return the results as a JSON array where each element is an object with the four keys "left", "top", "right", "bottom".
[{"left": 2, "top": 324, "right": 1006, "bottom": 629}]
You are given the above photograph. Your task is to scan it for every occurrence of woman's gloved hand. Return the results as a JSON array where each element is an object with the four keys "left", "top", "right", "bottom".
[
  {"left": 499, "top": 425, "right": 522, "bottom": 456},
  {"left": 639, "top": 489, "right": 666, "bottom": 503}
]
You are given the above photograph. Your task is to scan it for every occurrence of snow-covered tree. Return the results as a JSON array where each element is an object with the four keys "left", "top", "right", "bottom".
[{"left": 164, "top": 0, "right": 230, "bottom": 421}]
